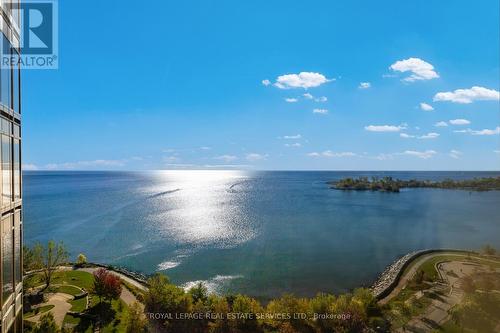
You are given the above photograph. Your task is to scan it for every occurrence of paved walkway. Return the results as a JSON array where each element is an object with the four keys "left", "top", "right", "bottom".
[
  {"left": 26, "top": 293, "right": 73, "bottom": 327},
  {"left": 379, "top": 253, "right": 498, "bottom": 305},
  {"left": 397, "top": 261, "right": 485, "bottom": 332}
]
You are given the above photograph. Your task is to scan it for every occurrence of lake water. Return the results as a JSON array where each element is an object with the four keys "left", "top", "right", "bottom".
[{"left": 23, "top": 170, "right": 500, "bottom": 300}]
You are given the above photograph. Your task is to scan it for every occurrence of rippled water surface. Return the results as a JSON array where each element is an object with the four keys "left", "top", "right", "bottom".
[{"left": 23, "top": 170, "right": 500, "bottom": 299}]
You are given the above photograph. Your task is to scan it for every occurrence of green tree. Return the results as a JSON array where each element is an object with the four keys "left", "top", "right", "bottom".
[
  {"left": 76, "top": 253, "right": 87, "bottom": 266},
  {"left": 40, "top": 241, "right": 69, "bottom": 289},
  {"left": 34, "top": 312, "right": 60, "bottom": 333},
  {"left": 126, "top": 301, "right": 148, "bottom": 333},
  {"left": 23, "top": 243, "right": 44, "bottom": 273},
  {"left": 188, "top": 282, "right": 208, "bottom": 304}
]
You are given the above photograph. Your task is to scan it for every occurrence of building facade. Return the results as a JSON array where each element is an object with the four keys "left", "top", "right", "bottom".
[{"left": 0, "top": 1, "right": 22, "bottom": 332}]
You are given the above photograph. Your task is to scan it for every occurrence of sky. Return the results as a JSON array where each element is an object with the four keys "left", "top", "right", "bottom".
[{"left": 22, "top": 0, "right": 500, "bottom": 171}]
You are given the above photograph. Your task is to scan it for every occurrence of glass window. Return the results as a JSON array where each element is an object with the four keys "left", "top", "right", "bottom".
[
  {"left": 12, "top": 51, "right": 19, "bottom": 114},
  {"left": 2, "top": 215, "right": 13, "bottom": 305},
  {"left": 1, "top": 36, "right": 12, "bottom": 108},
  {"left": 14, "top": 211, "right": 21, "bottom": 286},
  {"left": 1, "top": 118, "right": 10, "bottom": 135},
  {"left": 2, "top": 134, "right": 12, "bottom": 205},
  {"left": 13, "top": 139, "right": 20, "bottom": 200},
  {"left": 13, "top": 124, "right": 19, "bottom": 138}
]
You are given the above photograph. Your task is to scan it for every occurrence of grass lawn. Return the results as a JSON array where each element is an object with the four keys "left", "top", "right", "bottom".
[
  {"left": 51, "top": 270, "right": 94, "bottom": 290},
  {"left": 24, "top": 304, "right": 55, "bottom": 318},
  {"left": 63, "top": 299, "right": 130, "bottom": 333}
]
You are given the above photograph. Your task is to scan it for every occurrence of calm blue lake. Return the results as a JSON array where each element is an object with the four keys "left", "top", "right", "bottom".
[{"left": 23, "top": 170, "right": 500, "bottom": 300}]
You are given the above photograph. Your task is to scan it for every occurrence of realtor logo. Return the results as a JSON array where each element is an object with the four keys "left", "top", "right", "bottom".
[{"left": 5, "top": 0, "right": 58, "bottom": 69}]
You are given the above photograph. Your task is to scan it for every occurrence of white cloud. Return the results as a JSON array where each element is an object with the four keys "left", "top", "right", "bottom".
[
  {"left": 313, "top": 108, "right": 328, "bottom": 115},
  {"left": 283, "top": 134, "right": 302, "bottom": 139},
  {"left": 375, "top": 153, "right": 394, "bottom": 160},
  {"left": 303, "top": 93, "right": 313, "bottom": 99},
  {"left": 359, "top": 82, "right": 371, "bottom": 89},
  {"left": 449, "top": 150, "right": 462, "bottom": 159},
  {"left": 454, "top": 127, "right": 500, "bottom": 136},
  {"left": 434, "top": 86, "right": 500, "bottom": 104},
  {"left": 274, "top": 72, "right": 332, "bottom": 89},
  {"left": 262, "top": 79, "right": 271, "bottom": 86},
  {"left": 400, "top": 133, "right": 415, "bottom": 138},
  {"left": 403, "top": 150, "right": 437, "bottom": 159},
  {"left": 390, "top": 58, "right": 439, "bottom": 82},
  {"left": 315, "top": 96, "right": 328, "bottom": 102},
  {"left": 449, "top": 119, "right": 470, "bottom": 125},
  {"left": 308, "top": 151, "right": 356, "bottom": 158},
  {"left": 44, "top": 159, "right": 126, "bottom": 170},
  {"left": 420, "top": 103, "right": 434, "bottom": 111},
  {"left": 471, "top": 127, "right": 500, "bottom": 136},
  {"left": 434, "top": 121, "right": 448, "bottom": 127},
  {"left": 285, "top": 98, "right": 298, "bottom": 103},
  {"left": 285, "top": 143, "right": 302, "bottom": 148},
  {"left": 246, "top": 153, "right": 266, "bottom": 162},
  {"left": 365, "top": 124, "right": 405, "bottom": 132},
  {"left": 214, "top": 155, "right": 237, "bottom": 162},
  {"left": 418, "top": 132, "right": 440, "bottom": 139},
  {"left": 199, "top": 146, "right": 212, "bottom": 150},
  {"left": 23, "top": 163, "right": 39, "bottom": 171}
]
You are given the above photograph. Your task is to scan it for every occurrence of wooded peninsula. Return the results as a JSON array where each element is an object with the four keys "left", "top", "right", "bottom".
[{"left": 328, "top": 176, "right": 500, "bottom": 192}]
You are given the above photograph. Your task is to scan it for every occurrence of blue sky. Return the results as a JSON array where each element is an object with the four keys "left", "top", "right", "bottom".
[{"left": 23, "top": 0, "right": 500, "bottom": 171}]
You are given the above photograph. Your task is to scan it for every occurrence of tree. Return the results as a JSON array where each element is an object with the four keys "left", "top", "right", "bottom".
[
  {"left": 34, "top": 312, "right": 60, "bottom": 333},
  {"left": 92, "top": 268, "right": 122, "bottom": 302},
  {"left": 76, "top": 253, "right": 87, "bottom": 267},
  {"left": 482, "top": 244, "right": 496, "bottom": 256},
  {"left": 38, "top": 241, "right": 69, "bottom": 289},
  {"left": 126, "top": 301, "right": 148, "bottom": 333},
  {"left": 188, "top": 282, "right": 208, "bottom": 304},
  {"left": 23, "top": 243, "right": 43, "bottom": 273}
]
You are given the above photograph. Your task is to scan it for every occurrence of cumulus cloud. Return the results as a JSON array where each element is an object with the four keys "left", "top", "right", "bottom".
[
  {"left": 359, "top": 82, "right": 371, "bottom": 89},
  {"left": 285, "top": 143, "right": 302, "bottom": 148},
  {"left": 418, "top": 132, "right": 440, "bottom": 139},
  {"left": 313, "top": 108, "right": 328, "bottom": 115},
  {"left": 315, "top": 96, "right": 328, "bottom": 102},
  {"left": 454, "top": 127, "right": 500, "bottom": 136},
  {"left": 365, "top": 124, "right": 406, "bottom": 132},
  {"left": 283, "top": 134, "right": 302, "bottom": 139},
  {"left": 214, "top": 155, "right": 237, "bottom": 162},
  {"left": 434, "top": 121, "right": 448, "bottom": 127},
  {"left": 285, "top": 98, "right": 298, "bottom": 103},
  {"left": 449, "top": 119, "right": 470, "bottom": 125},
  {"left": 43, "top": 159, "right": 126, "bottom": 170},
  {"left": 308, "top": 151, "right": 356, "bottom": 158},
  {"left": 303, "top": 93, "right": 313, "bottom": 99},
  {"left": 449, "top": 150, "right": 462, "bottom": 159},
  {"left": 262, "top": 79, "right": 271, "bottom": 86},
  {"left": 246, "top": 153, "right": 266, "bottom": 162},
  {"left": 420, "top": 103, "right": 434, "bottom": 111},
  {"left": 23, "top": 163, "right": 39, "bottom": 171},
  {"left": 390, "top": 58, "right": 439, "bottom": 82},
  {"left": 403, "top": 150, "right": 437, "bottom": 159},
  {"left": 274, "top": 72, "right": 332, "bottom": 89},
  {"left": 434, "top": 86, "right": 499, "bottom": 104},
  {"left": 400, "top": 133, "right": 415, "bottom": 138}
]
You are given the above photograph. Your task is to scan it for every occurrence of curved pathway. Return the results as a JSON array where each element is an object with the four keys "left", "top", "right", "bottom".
[
  {"left": 379, "top": 252, "right": 499, "bottom": 305},
  {"left": 26, "top": 293, "right": 73, "bottom": 326}
]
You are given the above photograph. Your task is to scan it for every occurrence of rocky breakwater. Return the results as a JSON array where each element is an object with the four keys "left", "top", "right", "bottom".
[{"left": 371, "top": 251, "right": 421, "bottom": 299}]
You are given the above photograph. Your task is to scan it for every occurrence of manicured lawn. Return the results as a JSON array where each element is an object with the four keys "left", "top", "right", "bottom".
[
  {"left": 63, "top": 299, "right": 129, "bottom": 332},
  {"left": 51, "top": 270, "right": 94, "bottom": 290},
  {"left": 51, "top": 285, "right": 83, "bottom": 296},
  {"left": 24, "top": 304, "right": 55, "bottom": 318},
  {"left": 70, "top": 297, "right": 87, "bottom": 312}
]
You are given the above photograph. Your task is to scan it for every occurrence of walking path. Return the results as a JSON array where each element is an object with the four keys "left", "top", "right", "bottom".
[
  {"left": 378, "top": 252, "right": 498, "bottom": 305},
  {"left": 26, "top": 293, "right": 73, "bottom": 327}
]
